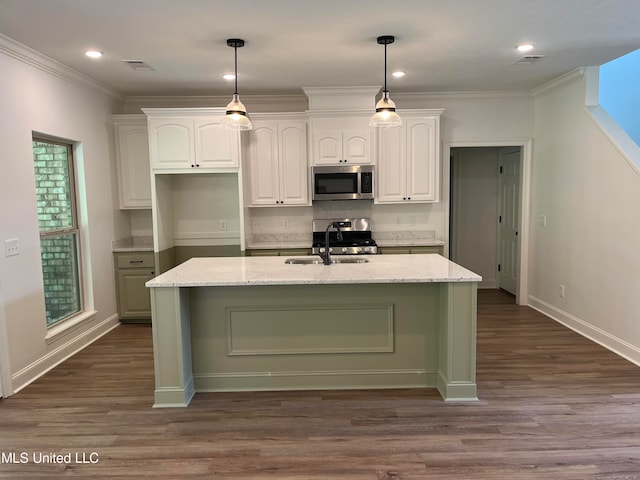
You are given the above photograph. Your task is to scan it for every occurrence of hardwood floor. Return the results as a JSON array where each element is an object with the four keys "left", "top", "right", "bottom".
[{"left": 2, "top": 289, "right": 640, "bottom": 479}]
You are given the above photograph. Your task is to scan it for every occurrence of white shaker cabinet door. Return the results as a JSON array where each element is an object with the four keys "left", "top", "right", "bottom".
[
  {"left": 310, "top": 116, "right": 373, "bottom": 165},
  {"left": 247, "top": 119, "right": 309, "bottom": 206},
  {"left": 248, "top": 122, "right": 280, "bottom": 205},
  {"left": 114, "top": 118, "right": 151, "bottom": 209},
  {"left": 376, "top": 113, "right": 441, "bottom": 204},
  {"left": 148, "top": 117, "right": 195, "bottom": 169},
  {"left": 278, "top": 121, "right": 308, "bottom": 205},
  {"left": 376, "top": 125, "right": 406, "bottom": 202},
  {"left": 405, "top": 117, "right": 439, "bottom": 202},
  {"left": 194, "top": 118, "right": 239, "bottom": 169}
]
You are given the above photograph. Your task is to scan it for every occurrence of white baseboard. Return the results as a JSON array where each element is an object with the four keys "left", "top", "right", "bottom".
[
  {"left": 528, "top": 295, "right": 640, "bottom": 367},
  {"left": 10, "top": 314, "right": 120, "bottom": 395}
]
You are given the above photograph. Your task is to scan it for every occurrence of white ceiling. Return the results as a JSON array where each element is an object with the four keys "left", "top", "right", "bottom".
[{"left": 1, "top": 0, "right": 639, "bottom": 97}]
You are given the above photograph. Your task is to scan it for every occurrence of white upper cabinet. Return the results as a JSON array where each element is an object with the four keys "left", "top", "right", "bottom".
[
  {"left": 145, "top": 109, "right": 239, "bottom": 171},
  {"left": 247, "top": 117, "right": 309, "bottom": 206},
  {"left": 194, "top": 118, "right": 239, "bottom": 168},
  {"left": 376, "top": 111, "right": 442, "bottom": 203},
  {"left": 310, "top": 116, "right": 373, "bottom": 165},
  {"left": 113, "top": 115, "right": 151, "bottom": 209}
]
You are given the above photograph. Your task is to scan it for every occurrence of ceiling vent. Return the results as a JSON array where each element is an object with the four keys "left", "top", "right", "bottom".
[
  {"left": 121, "top": 60, "right": 155, "bottom": 71},
  {"left": 515, "top": 55, "right": 545, "bottom": 65}
]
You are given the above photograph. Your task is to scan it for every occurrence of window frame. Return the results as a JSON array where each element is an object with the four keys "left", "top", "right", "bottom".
[{"left": 32, "top": 136, "right": 85, "bottom": 327}]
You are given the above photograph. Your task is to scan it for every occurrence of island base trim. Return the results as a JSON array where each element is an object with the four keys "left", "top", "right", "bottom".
[
  {"left": 153, "top": 377, "right": 195, "bottom": 408},
  {"left": 436, "top": 370, "right": 478, "bottom": 402},
  {"left": 194, "top": 369, "right": 437, "bottom": 391}
]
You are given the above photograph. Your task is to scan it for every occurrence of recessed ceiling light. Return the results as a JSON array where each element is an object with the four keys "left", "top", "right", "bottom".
[
  {"left": 222, "top": 73, "right": 236, "bottom": 81},
  {"left": 85, "top": 49, "right": 103, "bottom": 58},
  {"left": 392, "top": 71, "right": 406, "bottom": 78},
  {"left": 516, "top": 43, "right": 534, "bottom": 53}
]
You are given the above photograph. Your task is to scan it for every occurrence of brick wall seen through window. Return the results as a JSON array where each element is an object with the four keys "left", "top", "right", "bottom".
[{"left": 33, "top": 139, "right": 82, "bottom": 326}]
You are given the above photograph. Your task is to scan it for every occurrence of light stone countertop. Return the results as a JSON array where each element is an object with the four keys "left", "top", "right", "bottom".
[
  {"left": 112, "top": 236, "right": 154, "bottom": 252},
  {"left": 146, "top": 254, "right": 481, "bottom": 288}
]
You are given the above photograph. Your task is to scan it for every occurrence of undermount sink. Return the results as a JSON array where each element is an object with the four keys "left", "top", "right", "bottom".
[{"left": 284, "top": 257, "right": 369, "bottom": 265}]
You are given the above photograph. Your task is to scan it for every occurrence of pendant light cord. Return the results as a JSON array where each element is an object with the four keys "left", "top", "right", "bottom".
[
  {"left": 383, "top": 41, "right": 388, "bottom": 97},
  {"left": 234, "top": 45, "right": 239, "bottom": 95}
]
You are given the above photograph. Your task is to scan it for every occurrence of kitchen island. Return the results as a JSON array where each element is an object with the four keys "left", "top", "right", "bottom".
[{"left": 146, "top": 254, "right": 481, "bottom": 407}]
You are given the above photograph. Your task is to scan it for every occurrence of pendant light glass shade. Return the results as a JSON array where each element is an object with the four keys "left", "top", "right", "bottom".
[
  {"left": 219, "top": 93, "right": 252, "bottom": 130},
  {"left": 370, "top": 93, "right": 402, "bottom": 127},
  {"left": 370, "top": 35, "right": 402, "bottom": 128},
  {"left": 220, "top": 38, "right": 252, "bottom": 131}
]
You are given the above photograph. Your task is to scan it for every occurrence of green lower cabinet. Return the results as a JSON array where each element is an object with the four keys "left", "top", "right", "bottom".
[
  {"left": 379, "top": 245, "right": 443, "bottom": 255},
  {"left": 114, "top": 252, "right": 155, "bottom": 322},
  {"left": 245, "top": 248, "right": 311, "bottom": 257}
]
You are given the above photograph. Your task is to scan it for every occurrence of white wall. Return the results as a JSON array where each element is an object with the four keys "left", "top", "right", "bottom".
[
  {"left": 0, "top": 36, "right": 127, "bottom": 394},
  {"left": 529, "top": 70, "right": 640, "bottom": 365}
]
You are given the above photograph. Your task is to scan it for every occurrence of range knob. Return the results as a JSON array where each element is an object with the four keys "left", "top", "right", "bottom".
[
  {"left": 319, "top": 247, "right": 325, "bottom": 253},
  {"left": 341, "top": 247, "right": 348, "bottom": 253}
]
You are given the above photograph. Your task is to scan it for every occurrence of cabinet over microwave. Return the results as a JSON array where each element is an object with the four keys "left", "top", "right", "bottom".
[{"left": 312, "top": 165, "right": 374, "bottom": 201}]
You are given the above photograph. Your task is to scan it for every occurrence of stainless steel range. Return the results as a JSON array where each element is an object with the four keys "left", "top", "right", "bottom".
[{"left": 311, "top": 218, "right": 377, "bottom": 255}]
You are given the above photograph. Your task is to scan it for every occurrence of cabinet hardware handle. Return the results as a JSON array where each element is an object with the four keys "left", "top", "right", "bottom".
[{"left": 129, "top": 260, "right": 144, "bottom": 264}]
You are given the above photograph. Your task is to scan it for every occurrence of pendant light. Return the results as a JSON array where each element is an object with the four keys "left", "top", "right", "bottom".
[
  {"left": 369, "top": 35, "right": 402, "bottom": 128},
  {"left": 220, "top": 38, "right": 252, "bottom": 131}
]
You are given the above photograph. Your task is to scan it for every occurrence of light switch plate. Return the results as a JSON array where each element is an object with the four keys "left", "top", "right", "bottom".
[{"left": 5, "top": 238, "right": 20, "bottom": 257}]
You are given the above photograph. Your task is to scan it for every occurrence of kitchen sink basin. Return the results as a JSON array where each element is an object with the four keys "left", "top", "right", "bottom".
[{"left": 284, "top": 257, "right": 369, "bottom": 265}]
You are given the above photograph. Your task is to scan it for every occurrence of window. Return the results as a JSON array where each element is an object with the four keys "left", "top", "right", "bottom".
[{"left": 32, "top": 138, "right": 82, "bottom": 326}]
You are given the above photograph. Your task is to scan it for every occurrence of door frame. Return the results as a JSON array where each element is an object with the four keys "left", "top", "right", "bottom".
[
  {"left": 0, "top": 283, "right": 11, "bottom": 397},
  {"left": 443, "top": 139, "right": 532, "bottom": 306}
]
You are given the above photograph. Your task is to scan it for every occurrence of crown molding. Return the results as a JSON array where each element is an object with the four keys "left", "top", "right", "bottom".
[
  {"left": 0, "top": 33, "right": 125, "bottom": 101},
  {"left": 394, "top": 90, "right": 533, "bottom": 102},
  {"left": 123, "top": 94, "right": 308, "bottom": 113},
  {"left": 531, "top": 68, "right": 586, "bottom": 98}
]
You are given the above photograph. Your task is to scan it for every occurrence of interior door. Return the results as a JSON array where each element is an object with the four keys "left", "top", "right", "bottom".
[{"left": 498, "top": 148, "right": 521, "bottom": 295}]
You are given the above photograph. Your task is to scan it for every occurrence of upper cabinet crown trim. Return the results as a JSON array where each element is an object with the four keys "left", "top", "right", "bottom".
[{"left": 142, "top": 107, "right": 226, "bottom": 117}]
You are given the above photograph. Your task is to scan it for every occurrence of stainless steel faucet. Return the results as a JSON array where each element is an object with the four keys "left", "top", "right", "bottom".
[{"left": 318, "top": 221, "right": 343, "bottom": 265}]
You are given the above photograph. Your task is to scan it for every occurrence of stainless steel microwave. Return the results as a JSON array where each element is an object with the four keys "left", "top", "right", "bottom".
[{"left": 312, "top": 165, "right": 374, "bottom": 200}]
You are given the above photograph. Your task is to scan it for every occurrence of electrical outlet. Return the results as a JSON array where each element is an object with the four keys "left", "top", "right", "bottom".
[
  {"left": 5, "top": 238, "right": 20, "bottom": 257},
  {"left": 559, "top": 284, "right": 565, "bottom": 298},
  {"left": 219, "top": 220, "right": 227, "bottom": 231}
]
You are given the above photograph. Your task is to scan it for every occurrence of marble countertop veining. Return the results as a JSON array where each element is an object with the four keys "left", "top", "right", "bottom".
[
  {"left": 245, "top": 233, "right": 311, "bottom": 250},
  {"left": 112, "top": 236, "right": 154, "bottom": 252},
  {"left": 146, "top": 254, "right": 481, "bottom": 288}
]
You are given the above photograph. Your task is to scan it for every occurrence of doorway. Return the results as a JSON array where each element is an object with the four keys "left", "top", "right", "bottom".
[{"left": 445, "top": 141, "right": 531, "bottom": 305}]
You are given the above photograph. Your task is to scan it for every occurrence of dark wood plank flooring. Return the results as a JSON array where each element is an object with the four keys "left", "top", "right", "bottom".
[{"left": 1, "top": 289, "right": 640, "bottom": 479}]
